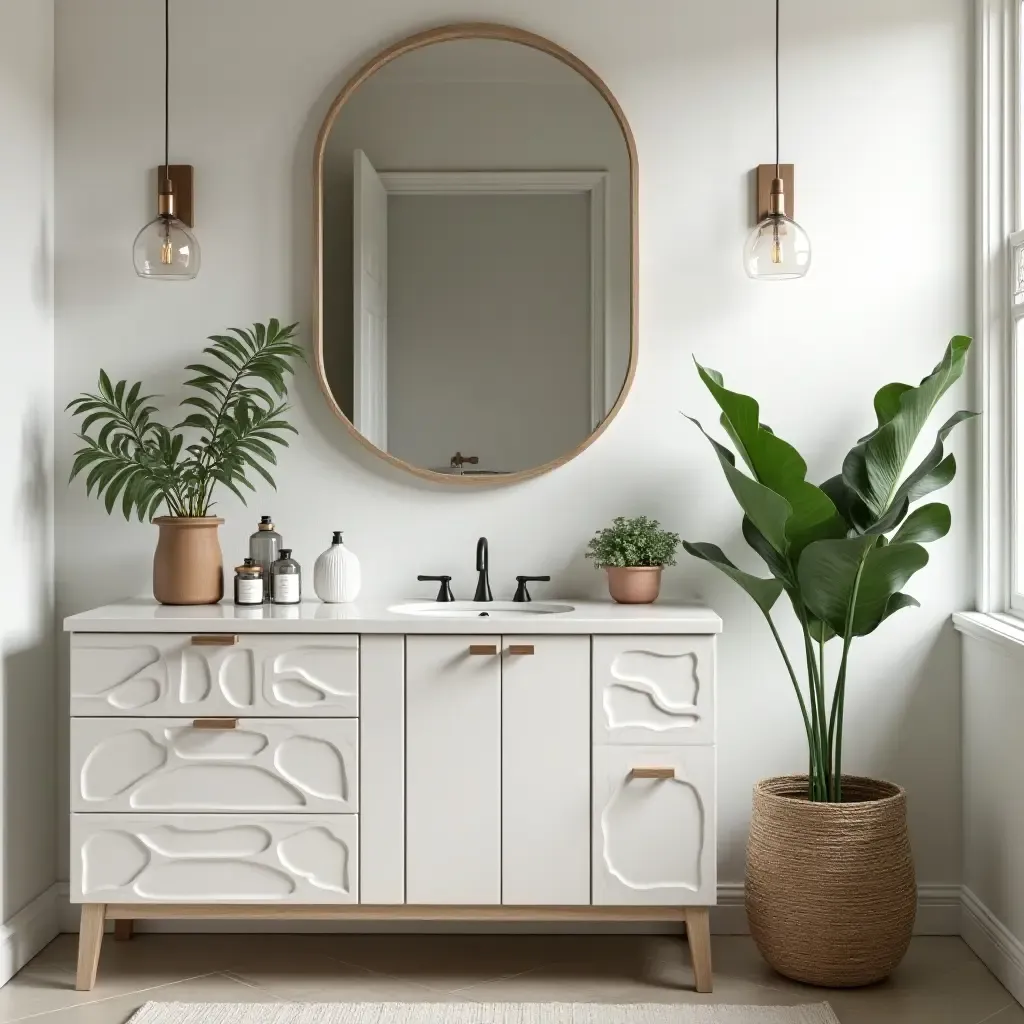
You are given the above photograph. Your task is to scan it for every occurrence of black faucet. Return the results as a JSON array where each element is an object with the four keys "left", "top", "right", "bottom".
[{"left": 473, "top": 537, "right": 493, "bottom": 602}]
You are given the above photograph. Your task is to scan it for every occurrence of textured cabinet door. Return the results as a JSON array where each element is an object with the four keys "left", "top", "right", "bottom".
[
  {"left": 71, "top": 814, "right": 357, "bottom": 904},
  {"left": 71, "top": 719, "right": 358, "bottom": 814},
  {"left": 592, "top": 745, "right": 716, "bottom": 905},
  {"left": 593, "top": 636, "right": 715, "bottom": 746},
  {"left": 406, "top": 635, "right": 501, "bottom": 904},
  {"left": 70, "top": 633, "right": 359, "bottom": 717},
  {"left": 501, "top": 636, "right": 590, "bottom": 905}
]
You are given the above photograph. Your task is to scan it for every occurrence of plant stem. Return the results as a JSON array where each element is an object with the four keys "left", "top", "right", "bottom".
[
  {"left": 766, "top": 614, "right": 821, "bottom": 796},
  {"left": 831, "top": 555, "right": 867, "bottom": 802},
  {"left": 797, "top": 607, "right": 830, "bottom": 800}
]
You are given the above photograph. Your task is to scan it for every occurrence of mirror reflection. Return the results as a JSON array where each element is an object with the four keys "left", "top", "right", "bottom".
[{"left": 318, "top": 35, "right": 634, "bottom": 478}]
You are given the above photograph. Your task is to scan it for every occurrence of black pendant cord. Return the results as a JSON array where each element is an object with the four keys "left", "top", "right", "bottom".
[
  {"left": 163, "top": 0, "right": 170, "bottom": 182},
  {"left": 775, "top": 0, "right": 780, "bottom": 177}
]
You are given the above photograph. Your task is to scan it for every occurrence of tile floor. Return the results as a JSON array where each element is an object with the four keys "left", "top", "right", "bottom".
[{"left": 0, "top": 933, "right": 1018, "bottom": 1024}]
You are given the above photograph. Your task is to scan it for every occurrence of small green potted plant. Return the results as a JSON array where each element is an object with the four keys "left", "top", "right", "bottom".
[
  {"left": 586, "top": 515, "right": 680, "bottom": 603},
  {"left": 67, "top": 319, "right": 302, "bottom": 605}
]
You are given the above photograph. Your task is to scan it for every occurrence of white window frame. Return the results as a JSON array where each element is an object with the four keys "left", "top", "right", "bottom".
[{"left": 978, "top": 0, "right": 1021, "bottom": 615}]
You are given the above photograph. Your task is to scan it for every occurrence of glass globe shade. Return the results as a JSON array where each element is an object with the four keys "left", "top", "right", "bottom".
[
  {"left": 743, "top": 213, "right": 811, "bottom": 280},
  {"left": 133, "top": 214, "right": 200, "bottom": 279}
]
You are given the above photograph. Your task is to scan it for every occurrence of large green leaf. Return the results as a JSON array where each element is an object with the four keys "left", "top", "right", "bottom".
[
  {"left": 685, "top": 416, "right": 793, "bottom": 555},
  {"left": 891, "top": 503, "right": 951, "bottom": 545},
  {"left": 842, "top": 336, "right": 971, "bottom": 518},
  {"left": 798, "top": 536, "right": 929, "bottom": 637},
  {"left": 682, "top": 541, "right": 785, "bottom": 615},
  {"left": 695, "top": 363, "right": 845, "bottom": 558}
]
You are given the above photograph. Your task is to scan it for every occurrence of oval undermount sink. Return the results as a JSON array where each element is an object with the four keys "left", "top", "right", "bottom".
[{"left": 389, "top": 600, "right": 575, "bottom": 617}]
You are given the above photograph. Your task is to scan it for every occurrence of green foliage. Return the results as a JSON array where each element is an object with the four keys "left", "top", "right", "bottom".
[
  {"left": 684, "top": 337, "right": 976, "bottom": 802},
  {"left": 586, "top": 515, "right": 680, "bottom": 568},
  {"left": 67, "top": 319, "right": 303, "bottom": 520}
]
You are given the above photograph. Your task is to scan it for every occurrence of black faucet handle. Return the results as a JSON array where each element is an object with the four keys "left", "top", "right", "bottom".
[
  {"left": 513, "top": 575, "right": 551, "bottom": 603},
  {"left": 417, "top": 575, "right": 455, "bottom": 602}
]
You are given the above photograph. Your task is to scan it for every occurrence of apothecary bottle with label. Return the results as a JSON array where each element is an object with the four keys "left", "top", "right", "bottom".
[
  {"left": 271, "top": 549, "right": 302, "bottom": 604},
  {"left": 233, "top": 559, "right": 264, "bottom": 606}
]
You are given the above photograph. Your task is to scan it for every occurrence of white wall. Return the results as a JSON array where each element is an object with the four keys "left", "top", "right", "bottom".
[
  {"left": 54, "top": 0, "right": 972, "bottom": 894},
  {"left": 387, "top": 192, "right": 591, "bottom": 472},
  {"left": 0, "top": 0, "right": 57, "bottom": 976},
  {"left": 960, "top": 629, "right": 1024, "bottom": 1002}
]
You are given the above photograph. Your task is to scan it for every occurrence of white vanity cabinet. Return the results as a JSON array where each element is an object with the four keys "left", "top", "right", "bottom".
[{"left": 64, "top": 600, "right": 721, "bottom": 993}]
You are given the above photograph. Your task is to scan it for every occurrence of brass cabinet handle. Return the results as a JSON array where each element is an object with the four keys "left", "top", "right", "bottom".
[
  {"left": 629, "top": 767, "right": 676, "bottom": 780},
  {"left": 192, "top": 718, "right": 238, "bottom": 730},
  {"left": 507, "top": 644, "right": 535, "bottom": 655},
  {"left": 191, "top": 635, "right": 239, "bottom": 646},
  {"left": 469, "top": 644, "right": 498, "bottom": 655}
]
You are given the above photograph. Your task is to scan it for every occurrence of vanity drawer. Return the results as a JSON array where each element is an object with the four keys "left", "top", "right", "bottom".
[
  {"left": 71, "top": 718, "right": 358, "bottom": 814},
  {"left": 592, "top": 635, "right": 715, "bottom": 746},
  {"left": 71, "top": 813, "right": 358, "bottom": 904},
  {"left": 592, "top": 745, "right": 716, "bottom": 906},
  {"left": 70, "top": 633, "right": 359, "bottom": 718}
]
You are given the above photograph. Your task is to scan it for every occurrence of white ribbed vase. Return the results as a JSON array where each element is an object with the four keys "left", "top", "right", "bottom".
[{"left": 313, "top": 531, "right": 361, "bottom": 603}]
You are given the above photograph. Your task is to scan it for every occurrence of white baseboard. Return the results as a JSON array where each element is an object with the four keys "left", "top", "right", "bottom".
[
  {"left": 962, "top": 887, "right": 1024, "bottom": 1007},
  {"left": 54, "top": 883, "right": 963, "bottom": 937},
  {"left": 0, "top": 884, "right": 61, "bottom": 987}
]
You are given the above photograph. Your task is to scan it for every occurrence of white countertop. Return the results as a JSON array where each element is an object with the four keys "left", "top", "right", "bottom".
[{"left": 63, "top": 598, "right": 722, "bottom": 635}]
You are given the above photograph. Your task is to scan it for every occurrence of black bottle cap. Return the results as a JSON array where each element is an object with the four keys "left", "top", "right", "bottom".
[
  {"left": 243, "top": 558, "right": 256, "bottom": 566},
  {"left": 332, "top": 531, "right": 343, "bottom": 544},
  {"left": 280, "top": 549, "right": 292, "bottom": 559},
  {"left": 260, "top": 515, "right": 272, "bottom": 524}
]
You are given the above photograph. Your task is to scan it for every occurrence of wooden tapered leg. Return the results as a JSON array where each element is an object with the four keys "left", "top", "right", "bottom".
[
  {"left": 114, "top": 919, "right": 134, "bottom": 941},
  {"left": 76, "top": 904, "right": 106, "bottom": 991},
  {"left": 685, "top": 907, "right": 713, "bottom": 993}
]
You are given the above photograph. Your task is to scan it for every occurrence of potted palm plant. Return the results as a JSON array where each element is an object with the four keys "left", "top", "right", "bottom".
[
  {"left": 683, "top": 336, "right": 973, "bottom": 987},
  {"left": 67, "top": 320, "right": 302, "bottom": 605},
  {"left": 586, "top": 515, "right": 680, "bottom": 603}
]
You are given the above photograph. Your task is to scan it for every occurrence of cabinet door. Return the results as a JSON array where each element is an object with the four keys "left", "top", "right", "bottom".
[
  {"left": 502, "top": 636, "right": 590, "bottom": 905},
  {"left": 71, "top": 813, "right": 357, "bottom": 904},
  {"left": 593, "top": 635, "right": 715, "bottom": 745},
  {"left": 592, "top": 745, "right": 716, "bottom": 905},
  {"left": 405, "top": 635, "right": 501, "bottom": 904},
  {"left": 70, "top": 633, "right": 359, "bottom": 717},
  {"left": 71, "top": 719, "right": 358, "bottom": 814}
]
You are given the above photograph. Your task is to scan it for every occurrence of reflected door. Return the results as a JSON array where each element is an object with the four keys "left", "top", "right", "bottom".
[{"left": 353, "top": 149, "right": 388, "bottom": 449}]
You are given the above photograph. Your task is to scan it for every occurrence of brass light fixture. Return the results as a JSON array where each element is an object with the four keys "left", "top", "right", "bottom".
[
  {"left": 743, "top": 0, "right": 811, "bottom": 280},
  {"left": 132, "top": 0, "right": 200, "bottom": 280}
]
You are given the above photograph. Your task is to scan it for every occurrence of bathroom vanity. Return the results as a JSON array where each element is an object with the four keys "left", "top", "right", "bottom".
[{"left": 64, "top": 599, "right": 720, "bottom": 991}]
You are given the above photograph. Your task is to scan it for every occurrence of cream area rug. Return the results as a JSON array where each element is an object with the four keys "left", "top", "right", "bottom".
[{"left": 128, "top": 1003, "right": 840, "bottom": 1024}]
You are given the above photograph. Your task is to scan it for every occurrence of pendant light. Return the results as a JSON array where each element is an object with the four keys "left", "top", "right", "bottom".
[
  {"left": 743, "top": 0, "right": 811, "bottom": 280},
  {"left": 133, "top": 0, "right": 200, "bottom": 279}
]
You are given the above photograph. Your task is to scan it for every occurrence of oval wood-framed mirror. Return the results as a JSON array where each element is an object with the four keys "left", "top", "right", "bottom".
[{"left": 313, "top": 23, "right": 637, "bottom": 485}]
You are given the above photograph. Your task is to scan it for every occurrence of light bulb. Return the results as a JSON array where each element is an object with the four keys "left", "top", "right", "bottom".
[
  {"left": 133, "top": 212, "right": 200, "bottom": 280},
  {"left": 744, "top": 213, "right": 811, "bottom": 280}
]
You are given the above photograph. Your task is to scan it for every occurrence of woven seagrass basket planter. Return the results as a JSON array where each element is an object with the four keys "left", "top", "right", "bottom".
[{"left": 745, "top": 775, "right": 916, "bottom": 987}]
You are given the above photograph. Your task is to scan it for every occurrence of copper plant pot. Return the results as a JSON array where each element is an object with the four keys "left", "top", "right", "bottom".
[
  {"left": 152, "top": 517, "right": 225, "bottom": 605},
  {"left": 745, "top": 775, "right": 916, "bottom": 987},
  {"left": 605, "top": 566, "right": 663, "bottom": 604}
]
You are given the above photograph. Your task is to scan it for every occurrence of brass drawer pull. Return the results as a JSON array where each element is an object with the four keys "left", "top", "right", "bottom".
[
  {"left": 191, "top": 635, "right": 239, "bottom": 646},
  {"left": 192, "top": 718, "right": 238, "bottom": 730},
  {"left": 507, "top": 644, "right": 535, "bottom": 655},
  {"left": 629, "top": 767, "right": 676, "bottom": 780},
  {"left": 469, "top": 644, "right": 498, "bottom": 655}
]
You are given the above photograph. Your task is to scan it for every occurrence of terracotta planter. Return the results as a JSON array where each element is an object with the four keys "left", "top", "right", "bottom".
[
  {"left": 745, "top": 775, "right": 916, "bottom": 987},
  {"left": 605, "top": 566, "right": 662, "bottom": 604},
  {"left": 152, "top": 517, "right": 225, "bottom": 605}
]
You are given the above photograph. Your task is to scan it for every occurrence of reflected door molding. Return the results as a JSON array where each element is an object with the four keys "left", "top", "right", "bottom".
[
  {"left": 312, "top": 22, "right": 638, "bottom": 487},
  {"left": 377, "top": 169, "right": 609, "bottom": 431}
]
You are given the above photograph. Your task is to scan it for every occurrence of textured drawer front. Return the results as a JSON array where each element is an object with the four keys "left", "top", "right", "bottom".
[
  {"left": 71, "top": 718, "right": 358, "bottom": 814},
  {"left": 592, "top": 635, "right": 715, "bottom": 745},
  {"left": 592, "top": 745, "right": 716, "bottom": 906},
  {"left": 70, "top": 633, "right": 359, "bottom": 717},
  {"left": 71, "top": 814, "right": 357, "bottom": 904}
]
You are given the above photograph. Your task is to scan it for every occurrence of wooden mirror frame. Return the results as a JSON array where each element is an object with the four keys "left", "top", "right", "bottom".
[{"left": 313, "top": 23, "right": 638, "bottom": 486}]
